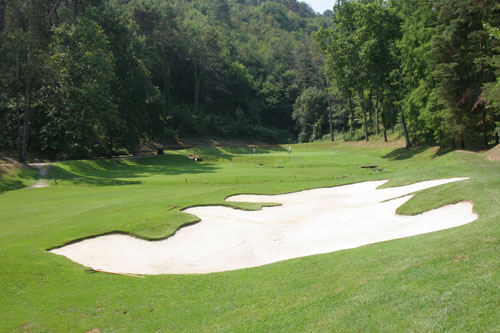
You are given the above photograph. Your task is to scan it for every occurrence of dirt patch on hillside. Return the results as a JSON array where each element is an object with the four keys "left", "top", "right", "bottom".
[
  {"left": 0, "top": 158, "right": 22, "bottom": 175},
  {"left": 486, "top": 144, "right": 500, "bottom": 161}
]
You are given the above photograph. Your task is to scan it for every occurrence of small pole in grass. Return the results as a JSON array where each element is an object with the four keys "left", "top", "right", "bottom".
[{"left": 185, "top": 178, "right": 187, "bottom": 183}]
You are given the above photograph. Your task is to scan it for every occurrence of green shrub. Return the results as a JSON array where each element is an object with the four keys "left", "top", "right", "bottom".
[{"left": 343, "top": 128, "right": 367, "bottom": 142}]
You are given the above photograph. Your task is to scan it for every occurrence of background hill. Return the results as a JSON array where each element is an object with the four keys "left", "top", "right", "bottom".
[
  {"left": 1, "top": 0, "right": 499, "bottom": 161},
  {"left": 0, "top": 0, "right": 330, "bottom": 160}
]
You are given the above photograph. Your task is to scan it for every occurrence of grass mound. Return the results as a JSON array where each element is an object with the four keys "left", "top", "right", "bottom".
[
  {"left": 486, "top": 144, "right": 500, "bottom": 161},
  {"left": 0, "top": 160, "right": 38, "bottom": 193}
]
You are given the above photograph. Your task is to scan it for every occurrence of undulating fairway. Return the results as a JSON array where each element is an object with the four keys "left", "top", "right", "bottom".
[{"left": 1, "top": 142, "right": 499, "bottom": 331}]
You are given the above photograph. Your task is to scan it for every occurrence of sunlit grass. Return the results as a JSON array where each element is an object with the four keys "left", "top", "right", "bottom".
[{"left": 0, "top": 142, "right": 499, "bottom": 331}]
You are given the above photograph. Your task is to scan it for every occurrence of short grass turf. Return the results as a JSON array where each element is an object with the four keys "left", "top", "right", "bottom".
[{"left": 1, "top": 142, "right": 499, "bottom": 331}]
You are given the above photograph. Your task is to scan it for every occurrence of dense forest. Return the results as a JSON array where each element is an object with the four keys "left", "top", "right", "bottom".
[
  {"left": 0, "top": 0, "right": 499, "bottom": 161},
  {"left": 316, "top": 0, "right": 500, "bottom": 149}
]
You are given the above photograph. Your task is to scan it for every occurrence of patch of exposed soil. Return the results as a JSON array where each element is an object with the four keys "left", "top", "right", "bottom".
[
  {"left": 30, "top": 164, "right": 50, "bottom": 188},
  {"left": 0, "top": 158, "right": 21, "bottom": 175},
  {"left": 486, "top": 144, "right": 500, "bottom": 161}
]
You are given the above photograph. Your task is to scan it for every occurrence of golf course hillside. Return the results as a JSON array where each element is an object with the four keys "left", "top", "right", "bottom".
[
  {"left": 2, "top": 0, "right": 499, "bottom": 330},
  {"left": 1, "top": 141, "right": 499, "bottom": 331}
]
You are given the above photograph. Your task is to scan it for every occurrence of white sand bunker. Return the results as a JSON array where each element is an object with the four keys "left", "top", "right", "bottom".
[{"left": 50, "top": 178, "right": 477, "bottom": 274}]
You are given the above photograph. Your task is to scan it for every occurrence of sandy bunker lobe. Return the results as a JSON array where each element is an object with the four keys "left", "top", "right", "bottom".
[{"left": 50, "top": 178, "right": 477, "bottom": 274}]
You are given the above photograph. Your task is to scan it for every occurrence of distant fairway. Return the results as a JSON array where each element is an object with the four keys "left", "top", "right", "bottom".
[{"left": 1, "top": 141, "right": 499, "bottom": 331}]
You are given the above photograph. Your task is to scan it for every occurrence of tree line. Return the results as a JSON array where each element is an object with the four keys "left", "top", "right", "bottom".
[
  {"left": 1, "top": 0, "right": 499, "bottom": 162},
  {"left": 312, "top": 0, "right": 500, "bottom": 148},
  {"left": 0, "top": 0, "right": 328, "bottom": 161}
]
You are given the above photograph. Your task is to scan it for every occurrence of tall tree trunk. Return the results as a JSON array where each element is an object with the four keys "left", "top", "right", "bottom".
[
  {"left": 375, "top": 90, "right": 379, "bottom": 136},
  {"left": 327, "top": 95, "right": 334, "bottom": 142},
  {"left": 348, "top": 90, "right": 354, "bottom": 137},
  {"left": 163, "top": 52, "right": 171, "bottom": 105},
  {"left": 107, "top": 139, "right": 113, "bottom": 158},
  {"left": 483, "top": 108, "right": 488, "bottom": 146},
  {"left": 20, "top": 13, "right": 32, "bottom": 163},
  {"left": 380, "top": 91, "right": 387, "bottom": 142},
  {"left": 495, "top": 132, "right": 499, "bottom": 145},
  {"left": 359, "top": 89, "right": 368, "bottom": 141},
  {"left": 479, "top": 37, "right": 487, "bottom": 146},
  {"left": 368, "top": 103, "right": 373, "bottom": 133},
  {"left": 389, "top": 87, "right": 411, "bottom": 148},
  {"left": 54, "top": 4, "right": 59, "bottom": 24},
  {"left": 16, "top": 44, "right": 22, "bottom": 155},
  {"left": 460, "top": 136, "right": 465, "bottom": 149},
  {"left": 368, "top": 88, "right": 373, "bottom": 133},
  {"left": 48, "top": 0, "right": 61, "bottom": 26},
  {"left": 317, "top": 77, "right": 333, "bottom": 141},
  {"left": 193, "top": 64, "right": 202, "bottom": 114},
  {"left": 399, "top": 106, "right": 411, "bottom": 148},
  {"left": 391, "top": 106, "right": 395, "bottom": 134},
  {"left": 48, "top": 3, "right": 52, "bottom": 26},
  {"left": 0, "top": 0, "right": 6, "bottom": 32}
]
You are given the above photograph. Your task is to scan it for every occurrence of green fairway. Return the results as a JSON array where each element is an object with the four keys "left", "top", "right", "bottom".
[{"left": 1, "top": 142, "right": 499, "bottom": 331}]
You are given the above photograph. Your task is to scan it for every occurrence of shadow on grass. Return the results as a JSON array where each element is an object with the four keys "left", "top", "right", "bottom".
[
  {"left": 429, "top": 145, "right": 494, "bottom": 159},
  {"left": 0, "top": 165, "right": 38, "bottom": 194},
  {"left": 0, "top": 179, "right": 24, "bottom": 193},
  {"left": 382, "top": 145, "right": 477, "bottom": 160},
  {"left": 382, "top": 146, "right": 429, "bottom": 160},
  {"left": 47, "top": 166, "right": 142, "bottom": 186},
  {"left": 431, "top": 147, "right": 454, "bottom": 158},
  {"left": 188, "top": 145, "right": 286, "bottom": 161},
  {"left": 47, "top": 154, "right": 219, "bottom": 186}
]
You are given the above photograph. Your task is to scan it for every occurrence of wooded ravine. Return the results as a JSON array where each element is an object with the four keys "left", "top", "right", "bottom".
[{"left": 1, "top": 0, "right": 499, "bottom": 161}]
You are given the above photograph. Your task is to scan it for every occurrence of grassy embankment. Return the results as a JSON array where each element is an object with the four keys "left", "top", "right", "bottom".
[
  {"left": 0, "top": 139, "right": 499, "bottom": 331},
  {"left": 0, "top": 161, "right": 38, "bottom": 193}
]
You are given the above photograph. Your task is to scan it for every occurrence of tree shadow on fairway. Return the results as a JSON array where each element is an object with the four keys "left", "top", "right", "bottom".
[
  {"left": 46, "top": 166, "right": 143, "bottom": 186},
  {"left": 382, "top": 146, "right": 430, "bottom": 160},
  {"left": 188, "top": 145, "right": 287, "bottom": 161},
  {"left": 0, "top": 164, "right": 39, "bottom": 194},
  {"left": 0, "top": 179, "right": 24, "bottom": 193},
  {"left": 383, "top": 145, "right": 462, "bottom": 161},
  {"left": 431, "top": 147, "right": 454, "bottom": 158},
  {"left": 47, "top": 154, "right": 219, "bottom": 186}
]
